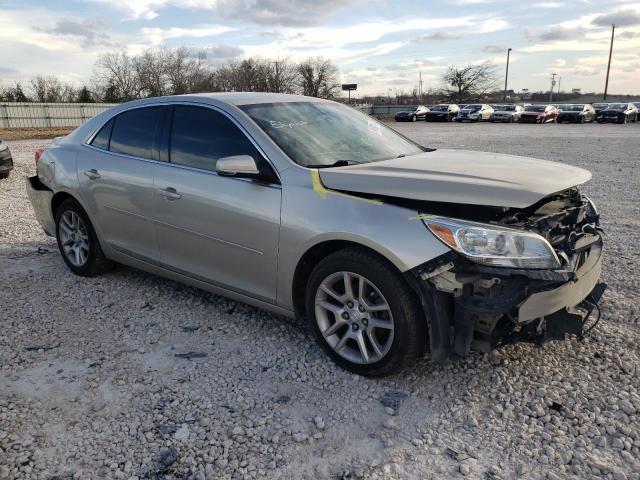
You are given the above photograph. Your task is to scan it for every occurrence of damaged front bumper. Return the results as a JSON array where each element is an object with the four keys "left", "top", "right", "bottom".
[{"left": 408, "top": 234, "right": 606, "bottom": 360}]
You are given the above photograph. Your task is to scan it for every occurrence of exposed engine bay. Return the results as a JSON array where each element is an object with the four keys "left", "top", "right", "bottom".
[{"left": 407, "top": 188, "right": 606, "bottom": 360}]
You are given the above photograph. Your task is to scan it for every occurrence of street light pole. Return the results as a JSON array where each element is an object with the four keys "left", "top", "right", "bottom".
[
  {"left": 549, "top": 73, "right": 557, "bottom": 103},
  {"left": 604, "top": 24, "right": 616, "bottom": 100},
  {"left": 503, "top": 48, "right": 512, "bottom": 102}
]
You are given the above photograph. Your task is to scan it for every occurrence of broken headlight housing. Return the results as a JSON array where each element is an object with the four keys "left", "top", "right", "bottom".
[{"left": 424, "top": 216, "right": 561, "bottom": 269}]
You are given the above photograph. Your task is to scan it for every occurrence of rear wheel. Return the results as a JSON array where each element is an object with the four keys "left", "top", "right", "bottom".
[
  {"left": 55, "top": 198, "right": 112, "bottom": 276},
  {"left": 305, "top": 248, "right": 426, "bottom": 376}
]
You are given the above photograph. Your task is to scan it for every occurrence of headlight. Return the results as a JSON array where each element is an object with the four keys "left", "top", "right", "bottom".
[{"left": 423, "top": 216, "right": 560, "bottom": 269}]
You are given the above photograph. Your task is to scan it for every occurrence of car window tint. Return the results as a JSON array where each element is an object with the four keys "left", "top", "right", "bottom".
[
  {"left": 110, "top": 107, "right": 162, "bottom": 159},
  {"left": 169, "top": 106, "right": 260, "bottom": 172},
  {"left": 90, "top": 119, "right": 113, "bottom": 150}
]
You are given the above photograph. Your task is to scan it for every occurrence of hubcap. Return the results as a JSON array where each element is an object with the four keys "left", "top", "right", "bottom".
[
  {"left": 58, "top": 210, "right": 90, "bottom": 267},
  {"left": 315, "top": 271, "right": 394, "bottom": 365}
]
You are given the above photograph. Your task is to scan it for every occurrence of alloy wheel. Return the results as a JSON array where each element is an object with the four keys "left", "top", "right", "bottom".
[
  {"left": 58, "top": 210, "right": 90, "bottom": 267},
  {"left": 314, "top": 271, "right": 394, "bottom": 365}
]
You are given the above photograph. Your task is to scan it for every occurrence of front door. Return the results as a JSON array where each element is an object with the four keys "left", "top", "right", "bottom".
[{"left": 153, "top": 105, "right": 281, "bottom": 303}]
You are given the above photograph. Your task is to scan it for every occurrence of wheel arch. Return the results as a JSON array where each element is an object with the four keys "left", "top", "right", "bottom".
[{"left": 291, "top": 239, "right": 417, "bottom": 320}]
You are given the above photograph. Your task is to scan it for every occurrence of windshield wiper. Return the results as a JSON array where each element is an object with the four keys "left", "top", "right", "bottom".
[{"left": 306, "top": 159, "right": 363, "bottom": 168}]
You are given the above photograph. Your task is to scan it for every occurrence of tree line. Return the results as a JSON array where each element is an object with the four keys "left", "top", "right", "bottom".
[{"left": 0, "top": 47, "right": 341, "bottom": 103}]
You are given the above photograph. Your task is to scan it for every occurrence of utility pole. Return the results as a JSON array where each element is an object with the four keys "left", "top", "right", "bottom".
[
  {"left": 557, "top": 76, "right": 561, "bottom": 95},
  {"left": 604, "top": 24, "right": 616, "bottom": 100},
  {"left": 419, "top": 72, "right": 423, "bottom": 99},
  {"left": 503, "top": 48, "right": 512, "bottom": 102},
  {"left": 549, "top": 73, "right": 557, "bottom": 103}
]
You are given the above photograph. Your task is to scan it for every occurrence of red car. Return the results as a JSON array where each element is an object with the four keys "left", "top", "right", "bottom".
[{"left": 519, "top": 105, "right": 558, "bottom": 124}]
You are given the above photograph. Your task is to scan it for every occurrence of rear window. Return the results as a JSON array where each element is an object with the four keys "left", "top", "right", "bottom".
[
  {"left": 90, "top": 119, "right": 113, "bottom": 150},
  {"left": 109, "top": 107, "right": 163, "bottom": 159}
]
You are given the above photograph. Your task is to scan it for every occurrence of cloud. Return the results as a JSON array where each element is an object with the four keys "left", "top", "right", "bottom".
[
  {"left": 141, "top": 25, "right": 236, "bottom": 44},
  {"left": 35, "top": 18, "right": 115, "bottom": 47},
  {"left": 0, "top": 67, "right": 19, "bottom": 75},
  {"left": 525, "top": 26, "right": 587, "bottom": 42},
  {"left": 482, "top": 44, "right": 509, "bottom": 53},
  {"left": 413, "top": 31, "right": 463, "bottom": 42},
  {"left": 214, "top": 0, "right": 355, "bottom": 26},
  {"left": 592, "top": 9, "right": 640, "bottom": 27},
  {"left": 100, "top": 0, "right": 357, "bottom": 26},
  {"left": 618, "top": 30, "right": 639, "bottom": 39}
]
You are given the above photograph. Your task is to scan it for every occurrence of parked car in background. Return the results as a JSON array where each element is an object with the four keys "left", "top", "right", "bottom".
[
  {"left": 489, "top": 105, "right": 524, "bottom": 123},
  {"left": 597, "top": 103, "right": 639, "bottom": 124},
  {"left": 424, "top": 104, "right": 459, "bottom": 122},
  {"left": 0, "top": 139, "right": 14, "bottom": 179},
  {"left": 592, "top": 103, "right": 610, "bottom": 121},
  {"left": 556, "top": 104, "right": 596, "bottom": 123},
  {"left": 454, "top": 104, "right": 493, "bottom": 122},
  {"left": 519, "top": 105, "right": 558, "bottom": 124},
  {"left": 394, "top": 105, "right": 429, "bottom": 122},
  {"left": 25, "top": 93, "right": 605, "bottom": 376}
]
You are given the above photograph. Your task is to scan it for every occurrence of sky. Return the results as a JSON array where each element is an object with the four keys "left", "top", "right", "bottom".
[{"left": 1, "top": 0, "right": 639, "bottom": 97}]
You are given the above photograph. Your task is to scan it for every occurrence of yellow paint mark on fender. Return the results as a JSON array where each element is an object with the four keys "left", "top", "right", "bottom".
[
  {"left": 409, "top": 213, "right": 437, "bottom": 221},
  {"left": 310, "top": 169, "right": 328, "bottom": 199},
  {"left": 310, "top": 169, "right": 383, "bottom": 206}
]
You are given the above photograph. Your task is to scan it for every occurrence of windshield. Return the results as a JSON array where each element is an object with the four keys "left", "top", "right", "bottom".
[
  {"left": 241, "top": 102, "right": 424, "bottom": 167},
  {"left": 606, "top": 104, "right": 626, "bottom": 109},
  {"left": 563, "top": 105, "right": 584, "bottom": 111},
  {"left": 463, "top": 104, "right": 481, "bottom": 110},
  {"left": 430, "top": 105, "right": 449, "bottom": 111},
  {"left": 525, "top": 106, "right": 546, "bottom": 112},
  {"left": 494, "top": 105, "right": 515, "bottom": 111}
]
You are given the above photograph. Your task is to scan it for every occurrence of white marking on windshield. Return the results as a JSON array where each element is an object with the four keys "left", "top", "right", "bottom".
[{"left": 269, "top": 120, "right": 308, "bottom": 129}]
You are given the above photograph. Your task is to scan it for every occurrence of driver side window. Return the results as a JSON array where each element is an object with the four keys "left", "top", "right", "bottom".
[{"left": 169, "top": 106, "right": 262, "bottom": 173}]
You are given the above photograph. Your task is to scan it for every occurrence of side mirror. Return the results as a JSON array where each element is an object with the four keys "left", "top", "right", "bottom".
[{"left": 216, "top": 155, "right": 260, "bottom": 178}]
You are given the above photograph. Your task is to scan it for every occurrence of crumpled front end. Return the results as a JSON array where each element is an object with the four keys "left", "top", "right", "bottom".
[{"left": 409, "top": 188, "right": 606, "bottom": 359}]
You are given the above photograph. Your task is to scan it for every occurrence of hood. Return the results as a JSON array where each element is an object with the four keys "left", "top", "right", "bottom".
[
  {"left": 317, "top": 149, "right": 591, "bottom": 209},
  {"left": 559, "top": 111, "right": 580, "bottom": 115}
]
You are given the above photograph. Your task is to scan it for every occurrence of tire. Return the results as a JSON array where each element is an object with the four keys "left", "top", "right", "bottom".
[
  {"left": 305, "top": 248, "right": 426, "bottom": 377},
  {"left": 411, "top": 115, "right": 416, "bottom": 122},
  {"left": 55, "top": 198, "right": 113, "bottom": 276},
  {"left": 0, "top": 172, "right": 9, "bottom": 179}
]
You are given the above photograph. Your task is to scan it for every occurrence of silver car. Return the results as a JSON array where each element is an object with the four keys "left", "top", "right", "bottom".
[{"left": 27, "top": 93, "right": 605, "bottom": 376}]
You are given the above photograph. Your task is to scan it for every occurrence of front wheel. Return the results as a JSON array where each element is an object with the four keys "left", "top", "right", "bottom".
[
  {"left": 305, "top": 249, "right": 426, "bottom": 376},
  {"left": 55, "top": 198, "right": 113, "bottom": 276}
]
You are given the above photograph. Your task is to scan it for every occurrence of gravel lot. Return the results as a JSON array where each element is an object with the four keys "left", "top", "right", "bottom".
[{"left": 1, "top": 122, "right": 639, "bottom": 480}]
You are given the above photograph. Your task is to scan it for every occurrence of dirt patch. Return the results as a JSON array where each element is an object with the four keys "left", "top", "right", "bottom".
[{"left": 0, "top": 127, "right": 75, "bottom": 141}]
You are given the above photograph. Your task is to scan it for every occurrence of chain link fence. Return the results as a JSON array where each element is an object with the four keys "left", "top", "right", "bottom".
[{"left": 0, "top": 103, "right": 118, "bottom": 129}]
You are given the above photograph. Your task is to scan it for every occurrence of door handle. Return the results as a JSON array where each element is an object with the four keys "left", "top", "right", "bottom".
[
  {"left": 84, "top": 169, "right": 100, "bottom": 180},
  {"left": 158, "top": 187, "right": 182, "bottom": 200}
]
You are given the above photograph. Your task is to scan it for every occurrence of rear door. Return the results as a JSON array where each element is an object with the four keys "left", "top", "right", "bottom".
[
  {"left": 153, "top": 105, "right": 282, "bottom": 303},
  {"left": 78, "top": 106, "right": 166, "bottom": 262}
]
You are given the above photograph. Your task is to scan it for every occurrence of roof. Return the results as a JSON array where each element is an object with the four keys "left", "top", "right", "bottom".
[{"left": 173, "top": 92, "right": 325, "bottom": 106}]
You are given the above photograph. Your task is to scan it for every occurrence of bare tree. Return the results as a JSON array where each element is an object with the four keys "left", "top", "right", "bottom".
[
  {"left": 135, "top": 48, "right": 172, "bottom": 97},
  {"left": 297, "top": 57, "right": 340, "bottom": 98},
  {"left": 30, "top": 76, "right": 64, "bottom": 102},
  {"left": 269, "top": 58, "right": 299, "bottom": 94},
  {"left": 94, "top": 51, "right": 141, "bottom": 101},
  {"left": 442, "top": 64, "right": 499, "bottom": 102}
]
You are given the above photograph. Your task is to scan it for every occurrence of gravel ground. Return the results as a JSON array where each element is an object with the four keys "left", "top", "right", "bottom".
[{"left": 1, "top": 122, "right": 639, "bottom": 480}]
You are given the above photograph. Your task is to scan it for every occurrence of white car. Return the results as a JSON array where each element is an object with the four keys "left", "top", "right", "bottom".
[
  {"left": 490, "top": 105, "right": 524, "bottom": 123},
  {"left": 455, "top": 104, "right": 494, "bottom": 122}
]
